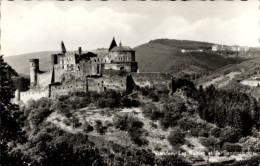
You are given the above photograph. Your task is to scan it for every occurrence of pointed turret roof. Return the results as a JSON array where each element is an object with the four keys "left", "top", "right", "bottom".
[
  {"left": 108, "top": 37, "right": 117, "bottom": 52},
  {"left": 61, "top": 41, "right": 67, "bottom": 54}
]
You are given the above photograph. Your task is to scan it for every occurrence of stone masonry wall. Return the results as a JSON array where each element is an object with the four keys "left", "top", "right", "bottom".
[
  {"left": 37, "top": 71, "right": 52, "bottom": 87},
  {"left": 87, "top": 75, "right": 126, "bottom": 93},
  {"left": 20, "top": 89, "right": 49, "bottom": 103},
  {"left": 131, "top": 72, "right": 172, "bottom": 91},
  {"left": 50, "top": 81, "right": 86, "bottom": 98}
]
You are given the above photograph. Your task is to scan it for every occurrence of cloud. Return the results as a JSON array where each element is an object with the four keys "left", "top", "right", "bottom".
[{"left": 1, "top": 1, "right": 259, "bottom": 56}]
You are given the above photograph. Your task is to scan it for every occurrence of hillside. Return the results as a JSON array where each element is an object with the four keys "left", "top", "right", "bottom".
[
  {"left": 14, "top": 82, "right": 260, "bottom": 165},
  {"left": 4, "top": 51, "right": 59, "bottom": 75},
  {"left": 4, "top": 39, "right": 245, "bottom": 77},
  {"left": 195, "top": 57, "right": 260, "bottom": 99},
  {"left": 134, "top": 39, "right": 244, "bottom": 78}
]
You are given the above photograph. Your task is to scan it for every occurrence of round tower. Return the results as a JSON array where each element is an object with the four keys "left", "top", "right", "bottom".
[
  {"left": 51, "top": 54, "right": 58, "bottom": 65},
  {"left": 29, "top": 59, "right": 39, "bottom": 87}
]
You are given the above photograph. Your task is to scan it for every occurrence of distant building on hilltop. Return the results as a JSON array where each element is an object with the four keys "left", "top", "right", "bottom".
[
  {"left": 16, "top": 38, "right": 175, "bottom": 103},
  {"left": 212, "top": 45, "right": 219, "bottom": 51},
  {"left": 212, "top": 44, "right": 248, "bottom": 52}
]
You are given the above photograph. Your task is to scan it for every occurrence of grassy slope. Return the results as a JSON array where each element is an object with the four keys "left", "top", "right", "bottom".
[{"left": 135, "top": 40, "right": 244, "bottom": 77}]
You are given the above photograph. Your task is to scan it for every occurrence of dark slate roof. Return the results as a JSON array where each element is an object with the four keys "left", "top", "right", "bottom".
[
  {"left": 110, "top": 46, "right": 133, "bottom": 52},
  {"left": 108, "top": 38, "right": 117, "bottom": 51}
]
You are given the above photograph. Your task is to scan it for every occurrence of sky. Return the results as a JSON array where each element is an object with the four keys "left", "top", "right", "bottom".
[{"left": 1, "top": 1, "right": 259, "bottom": 56}]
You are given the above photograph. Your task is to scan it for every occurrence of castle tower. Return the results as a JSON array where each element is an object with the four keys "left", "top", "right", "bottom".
[
  {"left": 51, "top": 54, "right": 58, "bottom": 65},
  {"left": 108, "top": 37, "right": 117, "bottom": 52},
  {"left": 61, "top": 41, "right": 67, "bottom": 54},
  {"left": 29, "top": 59, "right": 39, "bottom": 87},
  {"left": 78, "top": 47, "right": 82, "bottom": 56}
]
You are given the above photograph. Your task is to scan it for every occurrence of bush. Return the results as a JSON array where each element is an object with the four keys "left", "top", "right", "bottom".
[
  {"left": 167, "top": 128, "right": 185, "bottom": 148},
  {"left": 63, "top": 119, "right": 70, "bottom": 126},
  {"left": 113, "top": 115, "right": 148, "bottom": 146},
  {"left": 95, "top": 120, "right": 107, "bottom": 135},
  {"left": 154, "top": 144, "right": 162, "bottom": 151},
  {"left": 210, "top": 127, "right": 221, "bottom": 138},
  {"left": 29, "top": 108, "right": 52, "bottom": 126},
  {"left": 222, "top": 142, "right": 242, "bottom": 153},
  {"left": 200, "top": 136, "right": 219, "bottom": 151},
  {"left": 72, "top": 117, "right": 82, "bottom": 128},
  {"left": 83, "top": 123, "right": 94, "bottom": 133},
  {"left": 220, "top": 126, "right": 241, "bottom": 143}
]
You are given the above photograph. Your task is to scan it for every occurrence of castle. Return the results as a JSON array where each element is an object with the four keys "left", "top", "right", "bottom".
[{"left": 16, "top": 38, "right": 174, "bottom": 103}]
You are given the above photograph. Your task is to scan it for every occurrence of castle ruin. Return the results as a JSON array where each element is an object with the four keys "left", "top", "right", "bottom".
[{"left": 16, "top": 38, "right": 174, "bottom": 103}]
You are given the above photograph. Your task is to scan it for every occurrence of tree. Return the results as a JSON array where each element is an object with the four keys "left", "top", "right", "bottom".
[
  {"left": 0, "top": 55, "right": 26, "bottom": 165},
  {"left": 13, "top": 76, "right": 30, "bottom": 92}
]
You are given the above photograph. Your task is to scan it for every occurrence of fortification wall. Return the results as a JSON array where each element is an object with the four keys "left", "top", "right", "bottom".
[
  {"left": 20, "top": 89, "right": 49, "bottom": 103},
  {"left": 50, "top": 81, "right": 86, "bottom": 98},
  {"left": 87, "top": 75, "right": 126, "bottom": 92},
  {"left": 131, "top": 72, "right": 172, "bottom": 91},
  {"left": 37, "top": 71, "right": 52, "bottom": 87},
  {"left": 104, "top": 62, "right": 136, "bottom": 72}
]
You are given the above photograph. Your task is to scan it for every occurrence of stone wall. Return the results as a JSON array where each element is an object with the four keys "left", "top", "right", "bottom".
[
  {"left": 50, "top": 81, "right": 86, "bottom": 98},
  {"left": 104, "top": 62, "right": 137, "bottom": 72},
  {"left": 20, "top": 89, "right": 49, "bottom": 103},
  {"left": 87, "top": 75, "right": 126, "bottom": 93},
  {"left": 130, "top": 72, "right": 173, "bottom": 91},
  {"left": 37, "top": 71, "right": 52, "bottom": 87}
]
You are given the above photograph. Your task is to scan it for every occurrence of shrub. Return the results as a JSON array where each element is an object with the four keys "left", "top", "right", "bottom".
[
  {"left": 222, "top": 142, "right": 242, "bottom": 153},
  {"left": 95, "top": 120, "right": 107, "bottom": 135},
  {"left": 29, "top": 108, "right": 52, "bottom": 126},
  {"left": 113, "top": 115, "right": 148, "bottom": 146},
  {"left": 200, "top": 136, "right": 219, "bottom": 151},
  {"left": 154, "top": 144, "right": 162, "bottom": 151},
  {"left": 210, "top": 127, "right": 221, "bottom": 138},
  {"left": 63, "top": 119, "right": 70, "bottom": 126},
  {"left": 131, "top": 100, "right": 139, "bottom": 107},
  {"left": 220, "top": 126, "right": 241, "bottom": 143},
  {"left": 83, "top": 122, "right": 94, "bottom": 133},
  {"left": 167, "top": 128, "right": 185, "bottom": 148}
]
